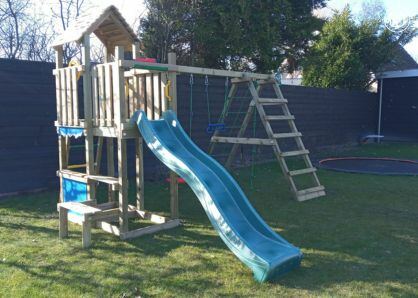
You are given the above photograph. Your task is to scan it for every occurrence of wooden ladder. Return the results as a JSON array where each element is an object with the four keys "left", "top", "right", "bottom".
[{"left": 210, "top": 78, "right": 325, "bottom": 201}]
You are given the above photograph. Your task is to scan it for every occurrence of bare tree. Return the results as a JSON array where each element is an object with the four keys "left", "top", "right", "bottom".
[
  {"left": 0, "top": 0, "right": 30, "bottom": 59},
  {"left": 52, "top": 0, "right": 86, "bottom": 64},
  {"left": 24, "top": 17, "right": 55, "bottom": 62}
]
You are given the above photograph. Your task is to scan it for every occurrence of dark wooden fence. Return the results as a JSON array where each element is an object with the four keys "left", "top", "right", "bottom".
[{"left": 0, "top": 59, "right": 378, "bottom": 195}]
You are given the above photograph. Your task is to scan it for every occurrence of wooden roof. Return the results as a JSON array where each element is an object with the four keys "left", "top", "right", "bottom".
[{"left": 52, "top": 5, "right": 139, "bottom": 50}]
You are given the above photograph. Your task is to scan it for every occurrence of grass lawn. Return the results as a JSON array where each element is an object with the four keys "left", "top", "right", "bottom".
[{"left": 1, "top": 143, "right": 418, "bottom": 297}]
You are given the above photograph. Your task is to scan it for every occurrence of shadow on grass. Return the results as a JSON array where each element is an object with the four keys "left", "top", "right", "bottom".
[{"left": 1, "top": 151, "right": 418, "bottom": 295}]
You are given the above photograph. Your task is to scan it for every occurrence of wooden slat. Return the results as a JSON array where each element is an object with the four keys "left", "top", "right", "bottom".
[
  {"left": 66, "top": 68, "right": 73, "bottom": 126},
  {"left": 297, "top": 190, "right": 326, "bottom": 202},
  {"left": 264, "top": 115, "right": 294, "bottom": 121},
  {"left": 123, "top": 60, "right": 274, "bottom": 80},
  {"left": 120, "top": 219, "right": 181, "bottom": 240},
  {"left": 105, "top": 64, "right": 114, "bottom": 126},
  {"left": 153, "top": 73, "right": 161, "bottom": 119},
  {"left": 281, "top": 149, "right": 309, "bottom": 157},
  {"left": 297, "top": 185, "right": 325, "bottom": 196},
  {"left": 258, "top": 98, "right": 288, "bottom": 104},
  {"left": 230, "top": 77, "right": 253, "bottom": 83},
  {"left": 138, "top": 75, "right": 145, "bottom": 111},
  {"left": 136, "top": 138, "right": 144, "bottom": 210},
  {"left": 127, "top": 77, "right": 137, "bottom": 118},
  {"left": 92, "top": 67, "right": 98, "bottom": 126},
  {"left": 211, "top": 136, "right": 274, "bottom": 146},
  {"left": 257, "top": 79, "right": 277, "bottom": 85},
  {"left": 97, "top": 221, "right": 120, "bottom": 236},
  {"left": 273, "top": 132, "right": 302, "bottom": 139},
  {"left": 160, "top": 74, "right": 167, "bottom": 113},
  {"left": 289, "top": 167, "right": 317, "bottom": 176},
  {"left": 60, "top": 69, "right": 68, "bottom": 125},
  {"left": 225, "top": 104, "right": 255, "bottom": 168},
  {"left": 58, "top": 202, "right": 101, "bottom": 215},
  {"left": 72, "top": 67, "right": 79, "bottom": 126},
  {"left": 146, "top": 74, "right": 153, "bottom": 119},
  {"left": 98, "top": 65, "right": 106, "bottom": 126},
  {"left": 58, "top": 169, "right": 119, "bottom": 189},
  {"left": 55, "top": 69, "right": 62, "bottom": 124}
]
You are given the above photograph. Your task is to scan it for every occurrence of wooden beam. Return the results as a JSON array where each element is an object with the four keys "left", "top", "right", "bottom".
[
  {"left": 95, "top": 137, "right": 104, "bottom": 174},
  {"left": 135, "top": 137, "right": 144, "bottom": 210},
  {"left": 122, "top": 60, "right": 274, "bottom": 80},
  {"left": 97, "top": 221, "right": 120, "bottom": 236},
  {"left": 120, "top": 219, "right": 181, "bottom": 240},
  {"left": 114, "top": 46, "right": 129, "bottom": 234},
  {"left": 106, "top": 138, "right": 115, "bottom": 202},
  {"left": 225, "top": 102, "right": 255, "bottom": 169},
  {"left": 167, "top": 53, "right": 179, "bottom": 219},
  {"left": 82, "top": 35, "right": 96, "bottom": 202},
  {"left": 211, "top": 136, "right": 274, "bottom": 146},
  {"left": 58, "top": 206, "right": 68, "bottom": 238}
]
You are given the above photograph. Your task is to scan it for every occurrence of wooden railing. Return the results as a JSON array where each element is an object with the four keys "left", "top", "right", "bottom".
[
  {"left": 55, "top": 62, "right": 168, "bottom": 128},
  {"left": 92, "top": 63, "right": 115, "bottom": 127},
  {"left": 91, "top": 63, "right": 167, "bottom": 127},
  {"left": 125, "top": 71, "right": 166, "bottom": 121},
  {"left": 55, "top": 66, "right": 81, "bottom": 126}
]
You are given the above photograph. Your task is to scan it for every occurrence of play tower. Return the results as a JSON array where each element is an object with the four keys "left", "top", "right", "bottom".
[{"left": 53, "top": 5, "right": 324, "bottom": 249}]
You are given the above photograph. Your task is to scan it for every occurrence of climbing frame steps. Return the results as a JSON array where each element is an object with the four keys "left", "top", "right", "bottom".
[{"left": 209, "top": 78, "right": 325, "bottom": 202}]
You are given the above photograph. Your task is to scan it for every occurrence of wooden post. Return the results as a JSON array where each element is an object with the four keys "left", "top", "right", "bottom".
[
  {"left": 135, "top": 137, "right": 144, "bottom": 210},
  {"left": 82, "top": 35, "right": 96, "bottom": 202},
  {"left": 114, "top": 46, "right": 129, "bottom": 233},
  {"left": 168, "top": 52, "right": 179, "bottom": 219},
  {"left": 132, "top": 42, "right": 140, "bottom": 59},
  {"left": 82, "top": 217, "right": 92, "bottom": 248},
  {"left": 58, "top": 206, "right": 68, "bottom": 238},
  {"left": 104, "top": 47, "right": 115, "bottom": 202},
  {"left": 55, "top": 46, "right": 68, "bottom": 203},
  {"left": 132, "top": 42, "right": 145, "bottom": 211}
]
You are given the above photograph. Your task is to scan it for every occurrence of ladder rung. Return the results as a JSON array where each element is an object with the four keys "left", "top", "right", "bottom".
[
  {"left": 273, "top": 132, "right": 302, "bottom": 139},
  {"left": 258, "top": 98, "right": 288, "bottom": 104},
  {"left": 296, "top": 189, "right": 326, "bottom": 202},
  {"left": 280, "top": 149, "right": 309, "bottom": 157},
  {"left": 211, "top": 136, "right": 274, "bottom": 146},
  {"left": 297, "top": 185, "right": 325, "bottom": 195},
  {"left": 265, "top": 115, "right": 295, "bottom": 121},
  {"left": 289, "top": 167, "right": 317, "bottom": 176}
]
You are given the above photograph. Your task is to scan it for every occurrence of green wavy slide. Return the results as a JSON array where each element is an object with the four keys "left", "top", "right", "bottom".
[{"left": 132, "top": 110, "right": 302, "bottom": 282}]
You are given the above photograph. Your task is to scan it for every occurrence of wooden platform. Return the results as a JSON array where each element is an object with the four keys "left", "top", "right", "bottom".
[{"left": 58, "top": 200, "right": 181, "bottom": 248}]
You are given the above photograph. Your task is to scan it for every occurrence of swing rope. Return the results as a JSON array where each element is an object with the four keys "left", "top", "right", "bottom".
[{"left": 189, "top": 74, "right": 194, "bottom": 136}]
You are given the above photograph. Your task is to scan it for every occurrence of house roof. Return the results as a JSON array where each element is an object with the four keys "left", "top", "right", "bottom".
[
  {"left": 378, "top": 45, "right": 418, "bottom": 72},
  {"left": 52, "top": 5, "right": 139, "bottom": 50}
]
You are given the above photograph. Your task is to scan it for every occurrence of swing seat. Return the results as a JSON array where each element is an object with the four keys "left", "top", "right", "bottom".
[{"left": 206, "top": 123, "right": 225, "bottom": 133}]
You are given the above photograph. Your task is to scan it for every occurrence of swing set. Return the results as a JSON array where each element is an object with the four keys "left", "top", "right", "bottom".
[{"left": 187, "top": 74, "right": 228, "bottom": 135}]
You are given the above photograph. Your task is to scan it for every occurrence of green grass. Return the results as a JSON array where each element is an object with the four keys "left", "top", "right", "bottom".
[{"left": 1, "top": 143, "right": 418, "bottom": 297}]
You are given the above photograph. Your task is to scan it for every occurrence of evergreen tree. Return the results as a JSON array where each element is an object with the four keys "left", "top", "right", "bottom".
[
  {"left": 302, "top": 7, "right": 417, "bottom": 90},
  {"left": 139, "top": 0, "right": 326, "bottom": 72}
]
